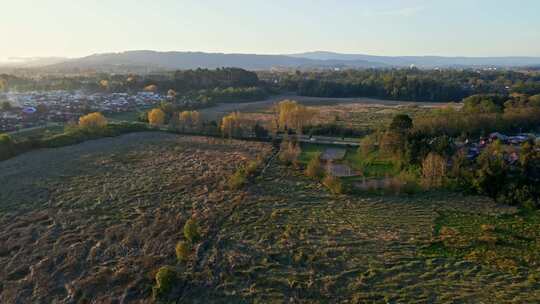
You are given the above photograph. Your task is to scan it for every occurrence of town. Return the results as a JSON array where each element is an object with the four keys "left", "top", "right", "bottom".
[{"left": 0, "top": 90, "right": 162, "bottom": 132}]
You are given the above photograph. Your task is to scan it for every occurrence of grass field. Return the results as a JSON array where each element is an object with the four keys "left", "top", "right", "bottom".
[
  {"left": 0, "top": 132, "right": 271, "bottom": 302},
  {"left": 200, "top": 95, "right": 453, "bottom": 130},
  {"left": 184, "top": 163, "right": 539, "bottom": 303},
  {"left": 0, "top": 133, "right": 538, "bottom": 302},
  {"left": 8, "top": 123, "right": 65, "bottom": 140},
  {"left": 299, "top": 143, "right": 398, "bottom": 179},
  {"left": 105, "top": 109, "right": 145, "bottom": 122},
  {"left": 424, "top": 209, "right": 540, "bottom": 275}
]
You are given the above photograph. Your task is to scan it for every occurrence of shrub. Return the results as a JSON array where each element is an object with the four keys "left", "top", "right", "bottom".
[
  {"left": 152, "top": 266, "right": 177, "bottom": 300},
  {"left": 228, "top": 168, "right": 247, "bottom": 190},
  {"left": 79, "top": 112, "right": 108, "bottom": 129},
  {"left": 244, "top": 160, "right": 260, "bottom": 176},
  {"left": 0, "top": 133, "right": 14, "bottom": 160},
  {"left": 148, "top": 108, "right": 166, "bottom": 127},
  {"left": 390, "top": 114, "right": 413, "bottom": 133},
  {"left": 175, "top": 241, "right": 192, "bottom": 263},
  {"left": 305, "top": 152, "right": 324, "bottom": 179},
  {"left": 397, "top": 170, "right": 421, "bottom": 195},
  {"left": 279, "top": 140, "right": 301, "bottom": 166},
  {"left": 323, "top": 174, "right": 343, "bottom": 195},
  {"left": 358, "top": 135, "right": 377, "bottom": 158},
  {"left": 421, "top": 152, "right": 447, "bottom": 188},
  {"left": 183, "top": 218, "right": 201, "bottom": 243}
]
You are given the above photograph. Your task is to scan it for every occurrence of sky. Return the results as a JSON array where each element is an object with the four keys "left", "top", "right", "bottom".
[{"left": 1, "top": 0, "right": 540, "bottom": 61}]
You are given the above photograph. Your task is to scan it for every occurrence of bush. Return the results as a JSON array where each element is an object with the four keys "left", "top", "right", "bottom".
[
  {"left": 79, "top": 112, "right": 108, "bottom": 129},
  {"left": 279, "top": 140, "right": 301, "bottom": 166},
  {"left": 183, "top": 218, "right": 201, "bottom": 244},
  {"left": 175, "top": 241, "right": 192, "bottom": 263},
  {"left": 358, "top": 135, "right": 377, "bottom": 158},
  {"left": 323, "top": 174, "right": 343, "bottom": 195},
  {"left": 0, "top": 133, "right": 14, "bottom": 160},
  {"left": 152, "top": 266, "right": 177, "bottom": 300},
  {"left": 228, "top": 168, "right": 247, "bottom": 190},
  {"left": 148, "top": 108, "right": 166, "bottom": 127},
  {"left": 244, "top": 160, "right": 260, "bottom": 176},
  {"left": 395, "top": 171, "right": 421, "bottom": 195},
  {"left": 305, "top": 152, "right": 324, "bottom": 179},
  {"left": 40, "top": 122, "right": 149, "bottom": 148},
  {"left": 421, "top": 152, "right": 447, "bottom": 189}
]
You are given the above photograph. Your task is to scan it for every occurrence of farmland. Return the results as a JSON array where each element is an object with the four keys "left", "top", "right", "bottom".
[{"left": 0, "top": 132, "right": 539, "bottom": 302}]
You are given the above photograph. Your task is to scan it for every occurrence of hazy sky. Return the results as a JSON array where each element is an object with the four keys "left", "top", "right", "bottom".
[{"left": 2, "top": 0, "right": 540, "bottom": 60}]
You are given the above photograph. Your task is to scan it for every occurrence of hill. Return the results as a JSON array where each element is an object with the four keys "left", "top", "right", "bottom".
[
  {"left": 46, "top": 50, "right": 387, "bottom": 72},
  {"left": 290, "top": 51, "right": 540, "bottom": 68},
  {"left": 8, "top": 50, "right": 540, "bottom": 73}
]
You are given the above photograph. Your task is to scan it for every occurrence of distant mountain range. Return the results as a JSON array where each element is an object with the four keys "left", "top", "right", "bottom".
[
  {"left": 2, "top": 50, "right": 540, "bottom": 73},
  {"left": 289, "top": 51, "right": 540, "bottom": 68}
]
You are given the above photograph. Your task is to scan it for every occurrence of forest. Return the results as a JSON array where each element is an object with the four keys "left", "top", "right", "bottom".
[{"left": 269, "top": 68, "right": 540, "bottom": 102}]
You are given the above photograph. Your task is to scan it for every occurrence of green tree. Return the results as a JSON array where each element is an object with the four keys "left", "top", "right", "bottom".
[
  {"left": 0, "top": 133, "right": 15, "bottom": 160},
  {"left": 152, "top": 266, "right": 177, "bottom": 300},
  {"left": 184, "top": 218, "right": 201, "bottom": 243},
  {"left": 473, "top": 141, "right": 508, "bottom": 201},
  {"left": 389, "top": 114, "right": 413, "bottom": 133},
  {"left": 1, "top": 101, "right": 12, "bottom": 111}
]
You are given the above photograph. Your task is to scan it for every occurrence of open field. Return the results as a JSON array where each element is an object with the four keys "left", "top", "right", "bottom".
[
  {"left": 185, "top": 163, "right": 539, "bottom": 303},
  {"left": 0, "top": 132, "right": 271, "bottom": 303},
  {"left": 199, "top": 94, "right": 459, "bottom": 123},
  {"left": 1, "top": 133, "right": 539, "bottom": 303}
]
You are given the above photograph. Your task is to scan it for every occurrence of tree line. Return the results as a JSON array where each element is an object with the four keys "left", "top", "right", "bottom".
[{"left": 268, "top": 68, "right": 540, "bottom": 102}]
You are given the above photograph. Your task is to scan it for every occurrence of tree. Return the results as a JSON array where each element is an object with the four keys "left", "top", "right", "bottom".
[
  {"left": 99, "top": 80, "right": 109, "bottom": 91},
  {"left": 148, "top": 108, "right": 165, "bottom": 127},
  {"left": 389, "top": 114, "right": 413, "bottom": 133},
  {"left": 305, "top": 152, "right": 324, "bottom": 179},
  {"left": 380, "top": 131, "right": 404, "bottom": 156},
  {"left": 530, "top": 94, "right": 540, "bottom": 106},
  {"left": 0, "top": 133, "right": 14, "bottom": 160},
  {"left": 179, "top": 111, "right": 192, "bottom": 131},
  {"left": 323, "top": 174, "right": 343, "bottom": 195},
  {"left": 183, "top": 218, "right": 201, "bottom": 243},
  {"left": 167, "top": 89, "right": 177, "bottom": 99},
  {"left": 421, "top": 152, "right": 447, "bottom": 188},
  {"left": 279, "top": 139, "right": 301, "bottom": 166},
  {"left": 152, "top": 266, "right": 177, "bottom": 300},
  {"left": 221, "top": 112, "right": 251, "bottom": 138},
  {"left": 175, "top": 241, "right": 191, "bottom": 262},
  {"left": 275, "top": 100, "right": 317, "bottom": 134},
  {"left": 253, "top": 123, "right": 269, "bottom": 139},
  {"left": 144, "top": 84, "right": 158, "bottom": 92},
  {"left": 1, "top": 101, "right": 12, "bottom": 111},
  {"left": 358, "top": 135, "right": 377, "bottom": 158},
  {"left": 473, "top": 141, "right": 508, "bottom": 201},
  {"left": 79, "top": 112, "right": 108, "bottom": 129},
  {"left": 179, "top": 111, "right": 201, "bottom": 131},
  {"left": 36, "top": 104, "right": 48, "bottom": 115},
  {"left": 0, "top": 78, "right": 7, "bottom": 92}
]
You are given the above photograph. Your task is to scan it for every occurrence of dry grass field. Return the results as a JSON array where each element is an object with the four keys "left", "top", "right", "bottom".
[
  {"left": 0, "top": 132, "right": 538, "bottom": 303},
  {"left": 0, "top": 132, "right": 271, "bottom": 303}
]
